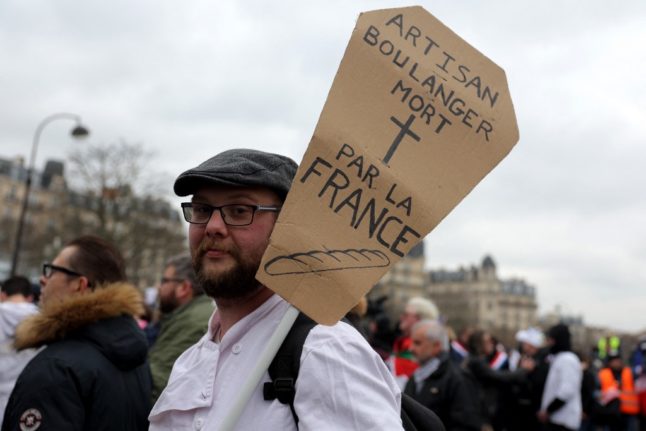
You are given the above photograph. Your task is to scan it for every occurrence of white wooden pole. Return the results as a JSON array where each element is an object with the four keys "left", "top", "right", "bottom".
[{"left": 217, "top": 304, "right": 300, "bottom": 431}]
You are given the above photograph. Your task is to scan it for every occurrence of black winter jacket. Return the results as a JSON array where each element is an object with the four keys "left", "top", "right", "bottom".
[
  {"left": 463, "top": 355, "right": 529, "bottom": 429},
  {"left": 404, "top": 352, "right": 480, "bottom": 431},
  {"left": 2, "top": 283, "right": 151, "bottom": 431}
]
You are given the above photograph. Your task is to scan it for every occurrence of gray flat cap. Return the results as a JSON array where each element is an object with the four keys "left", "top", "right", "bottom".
[{"left": 174, "top": 149, "right": 298, "bottom": 199}]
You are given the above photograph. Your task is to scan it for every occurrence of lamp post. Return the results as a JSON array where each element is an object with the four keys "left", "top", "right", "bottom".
[{"left": 9, "top": 113, "right": 90, "bottom": 277}]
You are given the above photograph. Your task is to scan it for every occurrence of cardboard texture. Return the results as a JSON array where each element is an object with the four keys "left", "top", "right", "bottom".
[{"left": 257, "top": 6, "right": 519, "bottom": 325}]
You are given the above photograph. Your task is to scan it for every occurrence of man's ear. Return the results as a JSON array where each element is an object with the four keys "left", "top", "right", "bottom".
[
  {"left": 77, "top": 276, "right": 91, "bottom": 293},
  {"left": 176, "top": 280, "right": 193, "bottom": 300}
]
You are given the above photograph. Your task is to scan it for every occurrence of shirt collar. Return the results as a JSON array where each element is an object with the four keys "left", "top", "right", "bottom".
[
  {"left": 207, "top": 293, "right": 287, "bottom": 347},
  {"left": 414, "top": 356, "right": 441, "bottom": 385}
]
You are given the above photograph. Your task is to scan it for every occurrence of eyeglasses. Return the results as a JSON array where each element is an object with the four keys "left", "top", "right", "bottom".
[
  {"left": 42, "top": 263, "right": 83, "bottom": 279},
  {"left": 181, "top": 203, "right": 281, "bottom": 226},
  {"left": 160, "top": 277, "right": 184, "bottom": 284}
]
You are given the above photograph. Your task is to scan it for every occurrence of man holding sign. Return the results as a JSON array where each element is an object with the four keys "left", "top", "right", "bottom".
[
  {"left": 151, "top": 2, "right": 520, "bottom": 428},
  {"left": 148, "top": 149, "right": 403, "bottom": 430}
]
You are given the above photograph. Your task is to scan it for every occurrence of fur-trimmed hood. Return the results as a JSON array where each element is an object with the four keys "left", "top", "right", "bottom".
[{"left": 15, "top": 282, "right": 144, "bottom": 351}]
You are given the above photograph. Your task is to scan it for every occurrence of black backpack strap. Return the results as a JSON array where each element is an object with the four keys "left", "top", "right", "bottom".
[
  {"left": 263, "top": 314, "right": 444, "bottom": 430},
  {"left": 401, "top": 393, "right": 446, "bottom": 431},
  {"left": 263, "top": 312, "right": 316, "bottom": 426}
]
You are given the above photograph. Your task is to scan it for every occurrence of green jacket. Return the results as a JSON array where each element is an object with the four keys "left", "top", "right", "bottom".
[{"left": 149, "top": 295, "right": 215, "bottom": 402}]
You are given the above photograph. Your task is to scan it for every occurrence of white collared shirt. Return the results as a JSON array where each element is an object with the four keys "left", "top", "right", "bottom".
[
  {"left": 149, "top": 294, "right": 403, "bottom": 431},
  {"left": 411, "top": 357, "right": 440, "bottom": 394}
]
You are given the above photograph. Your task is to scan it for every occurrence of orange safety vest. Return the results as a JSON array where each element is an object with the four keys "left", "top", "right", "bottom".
[{"left": 599, "top": 367, "right": 640, "bottom": 415}]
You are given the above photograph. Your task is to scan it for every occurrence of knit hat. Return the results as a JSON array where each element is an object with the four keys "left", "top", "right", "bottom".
[{"left": 174, "top": 149, "right": 298, "bottom": 200}]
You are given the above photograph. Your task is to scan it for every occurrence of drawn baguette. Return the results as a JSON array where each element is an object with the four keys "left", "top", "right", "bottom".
[{"left": 264, "top": 248, "right": 391, "bottom": 275}]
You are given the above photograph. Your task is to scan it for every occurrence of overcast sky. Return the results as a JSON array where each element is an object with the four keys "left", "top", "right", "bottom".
[{"left": 2, "top": 1, "right": 644, "bottom": 332}]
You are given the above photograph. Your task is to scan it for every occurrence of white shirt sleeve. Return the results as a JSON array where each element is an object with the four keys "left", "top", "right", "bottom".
[{"left": 294, "top": 322, "right": 403, "bottom": 431}]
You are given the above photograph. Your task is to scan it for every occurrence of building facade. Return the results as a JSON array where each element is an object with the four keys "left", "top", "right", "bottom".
[
  {"left": 1, "top": 156, "right": 186, "bottom": 287},
  {"left": 428, "top": 256, "right": 538, "bottom": 344},
  {"left": 368, "top": 242, "right": 426, "bottom": 320}
]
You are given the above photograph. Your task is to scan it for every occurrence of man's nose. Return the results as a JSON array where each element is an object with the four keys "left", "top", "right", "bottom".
[
  {"left": 39, "top": 275, "right": 47, "bottom": 288},
  {"left": 205, "top": 208, "right": 228, "bottom": 236}
]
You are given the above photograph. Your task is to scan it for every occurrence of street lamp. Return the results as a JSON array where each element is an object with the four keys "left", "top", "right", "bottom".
[{"left": 9, "top": 113, "right": 90, "bottom": 277}]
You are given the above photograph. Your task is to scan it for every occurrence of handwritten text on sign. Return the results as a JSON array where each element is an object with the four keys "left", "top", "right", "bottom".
[
  {"left": 300, "top": 142, "right": 418, "bottom": 258},
  {"left": 258, "top": 6, "right": 519, "bottom": 325},
  {"left": 364, "top": 14, "right": 500, "bottom": 166}
]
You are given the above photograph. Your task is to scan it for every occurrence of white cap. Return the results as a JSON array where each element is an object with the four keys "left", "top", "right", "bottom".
[{"left": 516, "top": 327, "right": 545, "bottom": 348}]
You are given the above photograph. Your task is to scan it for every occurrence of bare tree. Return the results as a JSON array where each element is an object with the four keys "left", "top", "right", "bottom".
[
  {"left": 65, "top": 140, "right": 186, "bottom": 286},
  {"left": 68, "top": 140, "right": 146, "bottom": 236}
]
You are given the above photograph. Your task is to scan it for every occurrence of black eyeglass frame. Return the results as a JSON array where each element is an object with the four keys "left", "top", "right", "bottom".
[
  {"left": 180, "top": 202, "right": 282, "bottom": 226},
  {"left": 160, "top": 277, "right": 185, "bottom": 284},
  {"left": 42, "top": 263, "right": 84, "bottom": 279}
]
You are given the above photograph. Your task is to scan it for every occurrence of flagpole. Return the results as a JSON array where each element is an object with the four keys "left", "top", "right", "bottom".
[{"left": 218, "top": 304, "right": 300, "bottom": 431}]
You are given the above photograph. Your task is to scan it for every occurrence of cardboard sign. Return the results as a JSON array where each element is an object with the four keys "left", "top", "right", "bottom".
[{"left": 257, "top": 6, "right": 519, "bottom": 325}]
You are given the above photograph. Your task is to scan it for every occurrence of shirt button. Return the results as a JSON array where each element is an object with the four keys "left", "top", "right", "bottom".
[
  {"left": 232, "top": 343, "right": 242, "bottom": 354},
  {"left": 195, "top": 418, "right": 203, "bottom": 430}
]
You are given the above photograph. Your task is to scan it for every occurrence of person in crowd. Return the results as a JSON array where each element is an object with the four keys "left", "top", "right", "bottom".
[
  {"left": 538, "top": 323, "right": 582, "bottom": 431},
  {"left": 391, "top": 296, "right": 440, "bottom": 388},
  {"left": 628, "top": 336, "right": 646, "bottom": 431},
  {"left": 487, "top": 335, "right": 509, "bottom": 371},
  {"left": 0, "top": 276, "right": 39, "bottom": 427},
  {"left": 503, "top": 327, "right": 550, "bottom": 431},
  {"left": 2, "top": 235, "right": 151, "bottom": 431},
  {"left": 630, "top": 337, "right": 646, "bottom": 378},
  {"left": 598, "top": 335, "right": 622, "bottom": 363},
  {"left": 577, "top": 351, "right": 603, "bottom": 431},
  {"left": 366, "top": 295, "right": 395, "bottom": 361},
  {"left": 598, "top": 350, "right": 639, "bottom": 431},
  {"left": 510, "top": 327, "right": 544, "bottom": 370},
  {"left": 449, "top": 324, "right": 473, "bottom": 365},
  {"left": 463, "top": 329, "right": 533, "bottom": 431},
  {"left": 148, "top": 252, "right": 215, "bottom": 403},
  {"left": 148, "top": 149, "right": 402, "bottom": 429},
  {"left": 404, "top": 319, "right": 479, "bottom": 430}
]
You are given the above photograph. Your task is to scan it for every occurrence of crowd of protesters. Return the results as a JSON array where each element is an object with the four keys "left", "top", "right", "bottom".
[
  {"left": 366, "top": 295, "right": 646, "bottom": 431},
  {"left": 1, "top": 148, "right": 646, "bottom": 430},
  {"left": 5, "top": 269, "right": 644, "bottom": 431}
]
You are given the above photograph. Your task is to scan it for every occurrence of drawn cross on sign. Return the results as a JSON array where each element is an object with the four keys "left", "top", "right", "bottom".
[
  {"left": 258, "top": 6, "right": 519, "bottom": 326},
  {"left": 383, "top": 114, "right": 420, "bottom": 165}
]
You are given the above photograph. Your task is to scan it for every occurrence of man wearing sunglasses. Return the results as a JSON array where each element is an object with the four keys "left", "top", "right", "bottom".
[
  {"left": 2, "top": 236, "right": 151, "bottom": 431},
  {"left": 149, "top": 149, "right": 401, "bottom": 430}
]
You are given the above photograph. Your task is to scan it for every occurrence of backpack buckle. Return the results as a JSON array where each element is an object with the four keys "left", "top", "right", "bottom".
[{"left": 263, "top": 378, "right": 295, "bottom": 404}]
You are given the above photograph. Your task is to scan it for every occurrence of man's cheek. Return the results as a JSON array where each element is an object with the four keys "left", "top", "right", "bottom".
[{"left": 188, "top": 227, "right": 203, "bottom": 252}]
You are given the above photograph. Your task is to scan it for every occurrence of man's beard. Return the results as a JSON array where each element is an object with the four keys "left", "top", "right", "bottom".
[
  {"left": 159, "top": 294, "right": 180, "bottom": 314},
  {"left": 193, "top": 241, "right": 262, "bottom": 300}
]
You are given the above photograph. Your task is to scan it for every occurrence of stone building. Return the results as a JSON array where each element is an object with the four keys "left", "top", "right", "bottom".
[
  {"left": 0, "top": 157, "right": 69, "bottom": 277},
  {"left": 0, "top": 156, "right": 185, "bottom": 287},
  {"left": 369, "top": 242, "right": 426, "bottom": 319},
  {"left": 428, "top": 255, "right": 538, "bottom": 345}
]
